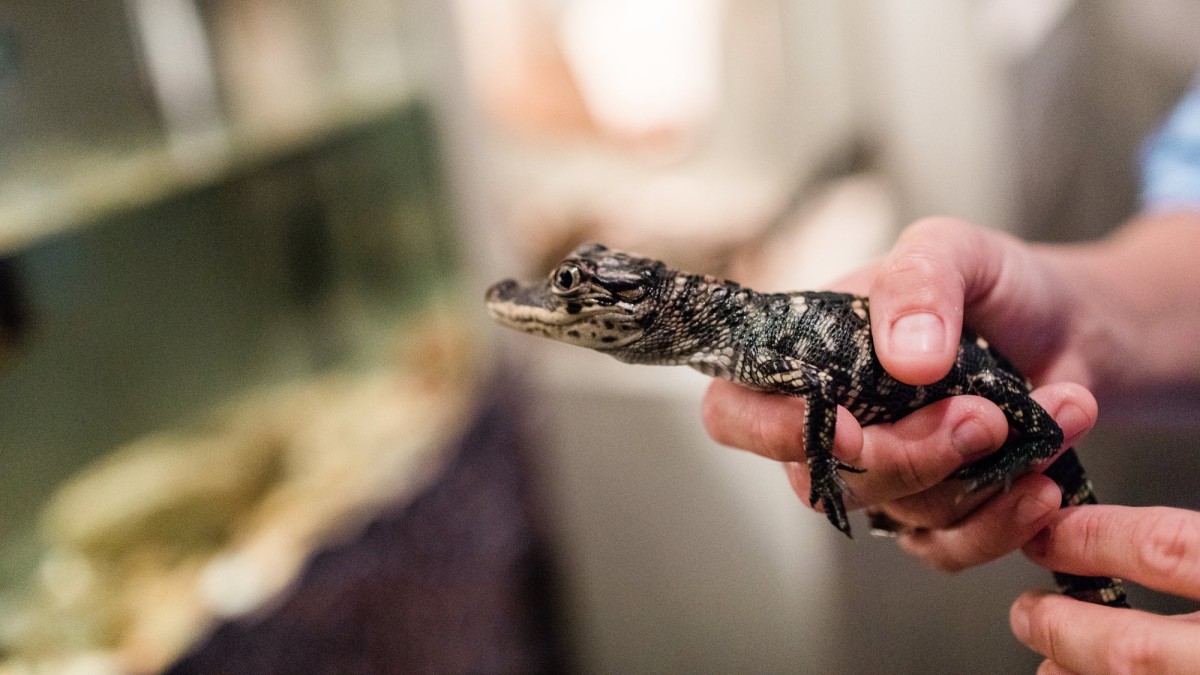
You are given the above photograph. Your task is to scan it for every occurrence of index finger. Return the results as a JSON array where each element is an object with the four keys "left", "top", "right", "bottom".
[
  {"left": 868, "top": 218, "right": 1056, "bottom": 386},
  {"left": 1010, "top": 591, "right": 1200, "bottom": 675},
  {"left": 868, "top": 218, "right": 980, "bottom": 385},
  {"left": 702, "top": 377, "right": 1012, "bottom": 508},
  {"left": 701, "top": 378, "right": 863, "bottom": 463},
  {"left": 1024, "top": 505, "right": 1200, "bottom": 600}
]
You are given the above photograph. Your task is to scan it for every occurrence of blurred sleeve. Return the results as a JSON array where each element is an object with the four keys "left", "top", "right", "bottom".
[{"left": 1141, "top": 84, "right": 1200, "bottom": 211}]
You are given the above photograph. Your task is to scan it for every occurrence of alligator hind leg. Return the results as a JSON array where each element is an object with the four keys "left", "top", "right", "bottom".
[
  {"left": 951, "top": 370, "right": 1064, "bottom": 491},
  {"left": 958, "top": 375, "right": 1131, "bottom": 607}
]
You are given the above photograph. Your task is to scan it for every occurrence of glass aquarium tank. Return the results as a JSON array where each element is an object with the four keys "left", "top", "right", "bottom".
[{"left": 0, "top": 2, "right": 553, "bottom": 672}]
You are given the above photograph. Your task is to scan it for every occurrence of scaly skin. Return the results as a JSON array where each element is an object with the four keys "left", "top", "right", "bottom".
[{"left": 486, "top": 243, "right": 1128, "bottom": 608}]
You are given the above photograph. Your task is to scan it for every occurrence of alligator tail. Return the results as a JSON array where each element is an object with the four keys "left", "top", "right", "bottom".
[{"left": 1041, "top": 449, "right": 1129, "bottom": 608}]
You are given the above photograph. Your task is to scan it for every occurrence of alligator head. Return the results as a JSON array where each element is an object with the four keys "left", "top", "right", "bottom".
[{"left": 485, "top": 243, "right": 669, "bottom": 353}]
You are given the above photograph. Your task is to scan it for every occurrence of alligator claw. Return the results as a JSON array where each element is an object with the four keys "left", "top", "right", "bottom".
[
  {"left": 836, "top": 459, "right": 867, "bottom": 474},
  {"left": 809, "top": 457, "right": 854, "bottom": 537}
]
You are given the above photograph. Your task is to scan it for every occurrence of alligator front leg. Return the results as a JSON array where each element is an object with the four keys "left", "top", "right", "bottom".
[
  {"left": 760, "top": 357, "right": 865, "bottom": 536},
  {"left": 804, "top": 394, "right": 866, "bottom": 535}
]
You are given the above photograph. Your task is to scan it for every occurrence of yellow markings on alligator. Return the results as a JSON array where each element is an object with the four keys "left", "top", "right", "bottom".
[{"left": 850, "top": 298, "right": 868, "bottom": 321}]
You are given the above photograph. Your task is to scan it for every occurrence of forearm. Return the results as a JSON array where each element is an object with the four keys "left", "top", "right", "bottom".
[{"left": 1051, "top": 210, "right": 1200, "bottom": 422}]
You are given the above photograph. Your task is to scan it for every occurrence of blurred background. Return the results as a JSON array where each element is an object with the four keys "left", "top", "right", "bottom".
[{"left": 0, "top": 0, "right": 1198, "bottom": 672}]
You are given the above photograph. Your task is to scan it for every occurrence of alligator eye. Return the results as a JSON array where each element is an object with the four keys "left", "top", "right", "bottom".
[{"left": 552, "top": 264, "right": 582, "bottom": 293}]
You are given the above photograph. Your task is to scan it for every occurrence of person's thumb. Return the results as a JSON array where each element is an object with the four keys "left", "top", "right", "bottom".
[{"left": 870, "top": 217, "right": 1008, "bottom": 385}]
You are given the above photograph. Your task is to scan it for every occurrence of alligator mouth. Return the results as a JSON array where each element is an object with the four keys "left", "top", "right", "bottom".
[
  {"left": 485, "top": 279, "right": 640, "bottom": 346},
  {"left": 486, "top": 302, "right": 581, "bottom": 328}
]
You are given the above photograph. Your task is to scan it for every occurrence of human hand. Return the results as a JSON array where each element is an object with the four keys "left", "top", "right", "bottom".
[
  {"left": 1011, "top": 505, "right": 1200, "bottom": 674},
  {"left": 702, "top": 217, "right": 1102, "bottom": 568}
]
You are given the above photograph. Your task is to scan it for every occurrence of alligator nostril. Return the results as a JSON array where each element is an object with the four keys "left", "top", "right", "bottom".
[{"left": 486, "top": 279, "right": 519, "bottom": 302}]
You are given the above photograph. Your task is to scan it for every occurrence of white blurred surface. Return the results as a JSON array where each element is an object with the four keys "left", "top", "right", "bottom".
[{"left": 526, "top": 341, "right": 839, "bottom": 674}]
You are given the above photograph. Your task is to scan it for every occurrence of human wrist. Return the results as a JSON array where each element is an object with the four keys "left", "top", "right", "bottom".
[
  {"left": 1042, "top": 212, "right": 1200, "bottom": 418},
  {"left": 1033, "top": 239, "right": 1131, "bottom": 405}
]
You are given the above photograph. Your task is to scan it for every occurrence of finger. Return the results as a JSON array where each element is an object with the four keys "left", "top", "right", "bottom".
[
  {"left": 1024, "top": 505, "right": 1200, "bottom": 600},
  {"left": 775, "top": 393, "right": 1007, "bottom": 513},
  {"left": 701, "top": 379, "right": 864, "bottom": 463},
  {"left": 897, "top": 474, "right": 1061, "bottom": 572},
  {"left": 870, "top": 218, "right": 1042, "bottom": 386},
  {"left": 703, "top": 380, "right": 1005, "bottom": 516},
  {"left": 1011, "top": 591, "right": 1200, "bottom": 675},
  {"left": 869, "top": 218, "right": 982, "bottom": 385},
  {"left": 847, "top": 394, "right": 1008, "bottom": 503},
  {"left": 876, "top": 381, "right": 1096, "bottom": 531}
]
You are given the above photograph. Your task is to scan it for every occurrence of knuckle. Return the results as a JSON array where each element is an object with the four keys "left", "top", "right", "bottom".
[
  {"left": 879, "top": 249, "right": 950, "bottom": 289},
  {"left": 750, "top": 409, "right": 802, "bottom": 462},
  {"left": 880, "top": 218, "right": 981, "bottom": 310},
  {"left": 891, "top": 442, "right": 931, "bottom": 495},
  {"left": 1105, "top": 626, "right": 1164, "bottom": 675},
  {"left": 1072, "top": 506, "right": 1111, "bottom": 562},
  {"left": 875, "top": 248, "right": 959, "bottom": 313},
  {"left": 1133, "top": 509, "right": 1200, "bottom": 586}
]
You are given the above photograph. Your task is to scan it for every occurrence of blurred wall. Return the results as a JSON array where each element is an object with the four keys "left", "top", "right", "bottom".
[{"left": 844, "top": 0, "right": 1200, "bottom": 238}]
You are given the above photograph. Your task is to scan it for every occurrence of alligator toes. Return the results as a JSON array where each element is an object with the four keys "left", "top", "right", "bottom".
[
  {"left": 836, "top": 459, "right": 866, "bottom": 474},
  {"left": 952, "top": 439, "right": 1057, "bottom": 492},
  {"left": 810, "top": 484, "right": 851, "bottom": 536},
  {"left": 809, "top": 457, "right": 853, "bottom": 537},
  {"left": 823, "top": 496, "right": 852, "bottom": 536}
]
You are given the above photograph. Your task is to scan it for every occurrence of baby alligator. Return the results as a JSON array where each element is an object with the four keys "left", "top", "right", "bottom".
[{"left": 486, "top": 242, "right": 1127, "bottom": 607}]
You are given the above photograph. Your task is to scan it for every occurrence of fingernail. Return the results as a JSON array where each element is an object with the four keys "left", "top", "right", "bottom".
[
  {"left": 952, "top": 419, "right": 994, "bottom": 459},
  {"left": 1010, "top": 595, "right": 1033, "bottom": 642},
  {"left": 890, "top": 312, "right": 945, "bottom": 355},
  {"left": 1054, "top": 402, "right": 1088, "bottom": 435}
]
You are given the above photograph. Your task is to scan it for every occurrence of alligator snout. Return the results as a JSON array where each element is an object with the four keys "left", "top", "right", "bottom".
[{"left": 485, "top": 279, "right": 520, "bottom": 303}]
